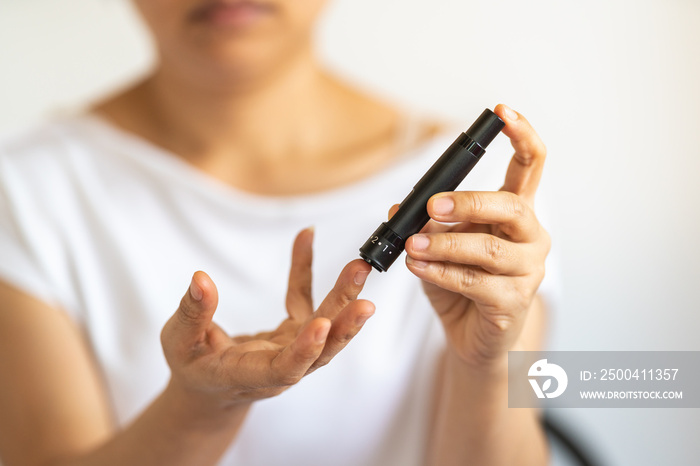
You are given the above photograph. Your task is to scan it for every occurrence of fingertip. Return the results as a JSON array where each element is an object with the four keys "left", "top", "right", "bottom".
[
  {"left": 294, "top": 227, "right": 315, "bottom": 248},
  {"left": 191, "top": 270, "right": 218, "bottom": 304},
  {"left": 347, "top": 258, "right": 372, "bottom": 274},
  {"left": 357, "top": 299, "right": 376, "bottom": 316},
  {"left": 495, "top": 103, "right": 518, "bottom": 124},
  {"left": 189, "top": 273, "right": 203, "bottom": 301},
  {"left": 351, "top": 259, "right": 372, "bottom": 285},
  {"left": 354, "top": 270, "right": 370, "bottom": 286},
  {"left": 494, "top": 103, "right": 507, "bottom": 121},
  {"left": 427, "top": 193, "right": 455, "bottom": 218},
  {"left": 388, "top": 204, "right": 400, "bottom": 220}
]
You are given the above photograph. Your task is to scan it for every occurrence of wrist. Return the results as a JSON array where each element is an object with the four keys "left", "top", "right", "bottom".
[
  {"left": 162, "top": 378, "right": 251, "bottom": 433},
  {"left": 446, "top": 348, "right": 508, "bottom": 381},
  {"left": 442, "top": 350, "right": 511, "bottom": 407}
]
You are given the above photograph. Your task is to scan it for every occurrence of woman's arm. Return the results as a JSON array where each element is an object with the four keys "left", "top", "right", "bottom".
[
  {"left": 0, "top": 282, "right": 250, "bottom": 466},
  {"left": 427, "top": 296, "right": 548, "bottom": 466},
  {"left": 401, "top": 105, "right": 551, "bottom": 465},
  {"left": 0, "top": 229, "right": 374, "bottom": 466},
  {"left": 0, "top": 283, "right": 114, "bottom": 466}
]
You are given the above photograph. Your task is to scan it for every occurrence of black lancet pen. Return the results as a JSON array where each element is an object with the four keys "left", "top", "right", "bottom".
[{"left": 359, "top": 108, "right": 505, "bottom": 272}]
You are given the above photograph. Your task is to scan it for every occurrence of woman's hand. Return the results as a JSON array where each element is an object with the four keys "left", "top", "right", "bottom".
[
  {"left": 160, "top": 229, "right": 374, "bottom": 411},
  {"left": 402, "top": 104, "right": 550, "bottom": 371}
]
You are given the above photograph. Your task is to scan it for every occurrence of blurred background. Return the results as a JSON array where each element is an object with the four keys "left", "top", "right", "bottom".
[{"left": 1, "top": 0, "right": 698, "bottom": 464}]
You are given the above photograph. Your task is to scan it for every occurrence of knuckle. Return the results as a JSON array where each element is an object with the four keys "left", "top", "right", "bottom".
[
  {"left": 444, "top": 233, "right": 462, "bottom": 258},
  {"left": 334, "top": 284, "right": 356, "bottom": 308},
  {"left": 276, "top": 370, "right": 302, "bottom": 387},
  {"left": 535, "top": 264, "right": 546, "bottom": 286},
  {"left": 468, "top": 192, "right": 486, "bottom": 216},
  {"left": 435, "top": 262, "right": 453, "bottom": 284},
  {"left": 516, "top": 151, "right": 535, "bottom": 166},
  {"left": 484, "top": 235, "right": 504, "bottom": 263},
  {"left": 506, "top": 192, "right": 527, "bottom": 218},
  {"left": 541, "top": 227, "right": 552, "bottom": 254},
  {"left": 536, "top": 140, "right": 547, "bottom": 159},
  {"left": 335, "top": 329, "right": 355, "bottom": 346},
  {"left": 520, "top": 137, "right": 546, "bottom": 165},
  {"left": 457, "top": 266, "right": 480, "bottom": 291},
  {"left": 176, "top": 297, "right": 200, "bottom": 326}
]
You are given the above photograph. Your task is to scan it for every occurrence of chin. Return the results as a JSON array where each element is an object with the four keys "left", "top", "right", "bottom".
[{"left": 160, "top": 36, "right": 306, "bottom": 91}]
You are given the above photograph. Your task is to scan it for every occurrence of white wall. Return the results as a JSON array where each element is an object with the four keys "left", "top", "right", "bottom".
[{"left": 2, "top": 1, "right": 699, "bottom": 465}]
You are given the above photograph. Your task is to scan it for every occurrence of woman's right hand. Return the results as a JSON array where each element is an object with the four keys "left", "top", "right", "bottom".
[{"left": 160, "top": 228, "right": 374, "bottom": 412}]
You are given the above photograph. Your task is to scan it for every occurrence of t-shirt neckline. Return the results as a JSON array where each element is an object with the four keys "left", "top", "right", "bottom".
[{"left": 65, "top": 112, "right": 451, "bottom": 217}]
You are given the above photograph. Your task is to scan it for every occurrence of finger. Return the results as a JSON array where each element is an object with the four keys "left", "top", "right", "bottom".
[
  {"left": 494, "top": 104, "right": 546, "bottom": 205},
  {"left": 315, "top": 259, "right": 371, "bottom": 320},
  {"left": 307, "top": 299, "right": 375, "bottom": 373},
  {"left": 389, "top": 203, "right": 448, "bottom": 234},
  {"left": 269, "top": 317, "right": 330, "bottom": 386},
  {"left": 285, "top": 228, "right": 315, "bottom": 321},
  {"left": 172, "top": 271, "right": 219, "bottom": 341},
  {"left": 388, "top": 204, "right": 399, "bottom": 219},
  {"left": 405, "top": 232, "right": 529, "bottom": 276},
  {"left": 405, "top": 258, "right": 515, "bottom": 311},
  {"left": 427, "top": 191, "right": 539, "bottom": 242}
]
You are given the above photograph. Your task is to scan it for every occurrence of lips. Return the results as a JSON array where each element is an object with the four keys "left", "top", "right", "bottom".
[{"left": 190, "top": 0, "right": 276, "bottom": 27}]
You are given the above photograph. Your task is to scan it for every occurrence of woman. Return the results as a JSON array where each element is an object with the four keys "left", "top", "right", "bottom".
[{"left": 0, "top": 1, "right": 551, "bottom": 465}]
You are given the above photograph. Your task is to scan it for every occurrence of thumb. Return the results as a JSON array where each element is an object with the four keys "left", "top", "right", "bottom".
[
  {"left": 388, "top": 204, "right": 399, "bottom": 220},
  {"left": 168, "top": 271, "right": 219, "bottom": 348}
]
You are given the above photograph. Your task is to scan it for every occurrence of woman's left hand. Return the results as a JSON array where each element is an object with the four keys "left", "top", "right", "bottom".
[{"left": 402, "top": 104, "right": 550, "bottom": 371}]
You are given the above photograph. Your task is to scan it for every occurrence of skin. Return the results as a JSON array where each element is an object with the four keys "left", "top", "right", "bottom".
[
  {"left": 0, "top": 1, "right": 550, "bottom": 465},
  {"left": 408, "top": 105, "right": 551, "bottom": 465}
]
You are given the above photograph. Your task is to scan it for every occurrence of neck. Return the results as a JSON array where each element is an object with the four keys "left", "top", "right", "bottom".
[
  {"left": 139, "top": 47, "right": 333, "bottom": 161},
  {"left": 99, "top": 40, "right": 348, "bottom": 166},
  {"left": 95, "top": 45, "right": 403, "bottom": 195}
]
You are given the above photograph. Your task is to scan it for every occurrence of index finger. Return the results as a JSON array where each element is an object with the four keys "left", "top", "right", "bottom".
[
  {"left": 494, "top": 104, "right": 547, "bottom": 206},
  {"left": 314, "top": 259, "right": 371, "bottom": 320}
]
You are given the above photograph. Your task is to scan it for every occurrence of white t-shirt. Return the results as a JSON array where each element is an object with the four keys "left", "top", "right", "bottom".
[{"left": 0, "top": 115, "right": 554, "bottom": 465}]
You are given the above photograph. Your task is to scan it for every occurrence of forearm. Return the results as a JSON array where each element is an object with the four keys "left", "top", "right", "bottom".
[
  {"left": 427, "top": 294, "right": 549, "bottom": 466},
  {"left": 51, "top": 382, "right": 249, "bottom": 466},
  {"left": 427, "top": 352, "right": 547, "bottom": 466}
]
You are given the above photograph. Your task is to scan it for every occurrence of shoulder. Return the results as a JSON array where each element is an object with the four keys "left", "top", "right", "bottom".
[
  {"left": 0, "top": 115, "right": 119, "bottom": 234},
  {"left": 0, "top": 116, "right": 98, "bottom": 176},
  {"left": 0, "top": 113, "right": 144, "bottom": 196}
]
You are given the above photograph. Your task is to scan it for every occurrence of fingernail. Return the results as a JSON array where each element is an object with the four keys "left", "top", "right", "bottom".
[
  {"left": 189, "top": 276, "right": 203, "bottom": 301},
  {"left": 406, "top": 256, "right": 429, "bottom": 269},
  {"left": 503, "top": 105, "right": 518, "bottom": 121},
  {"left": 432, "top": 196, "right": 454, "bottom": 216},
  {"left": 411, "top": 234, "right": 429, "bottom": 251},
  {"left": 354, "top": 270, "right": 370, "bottom": 286}
]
